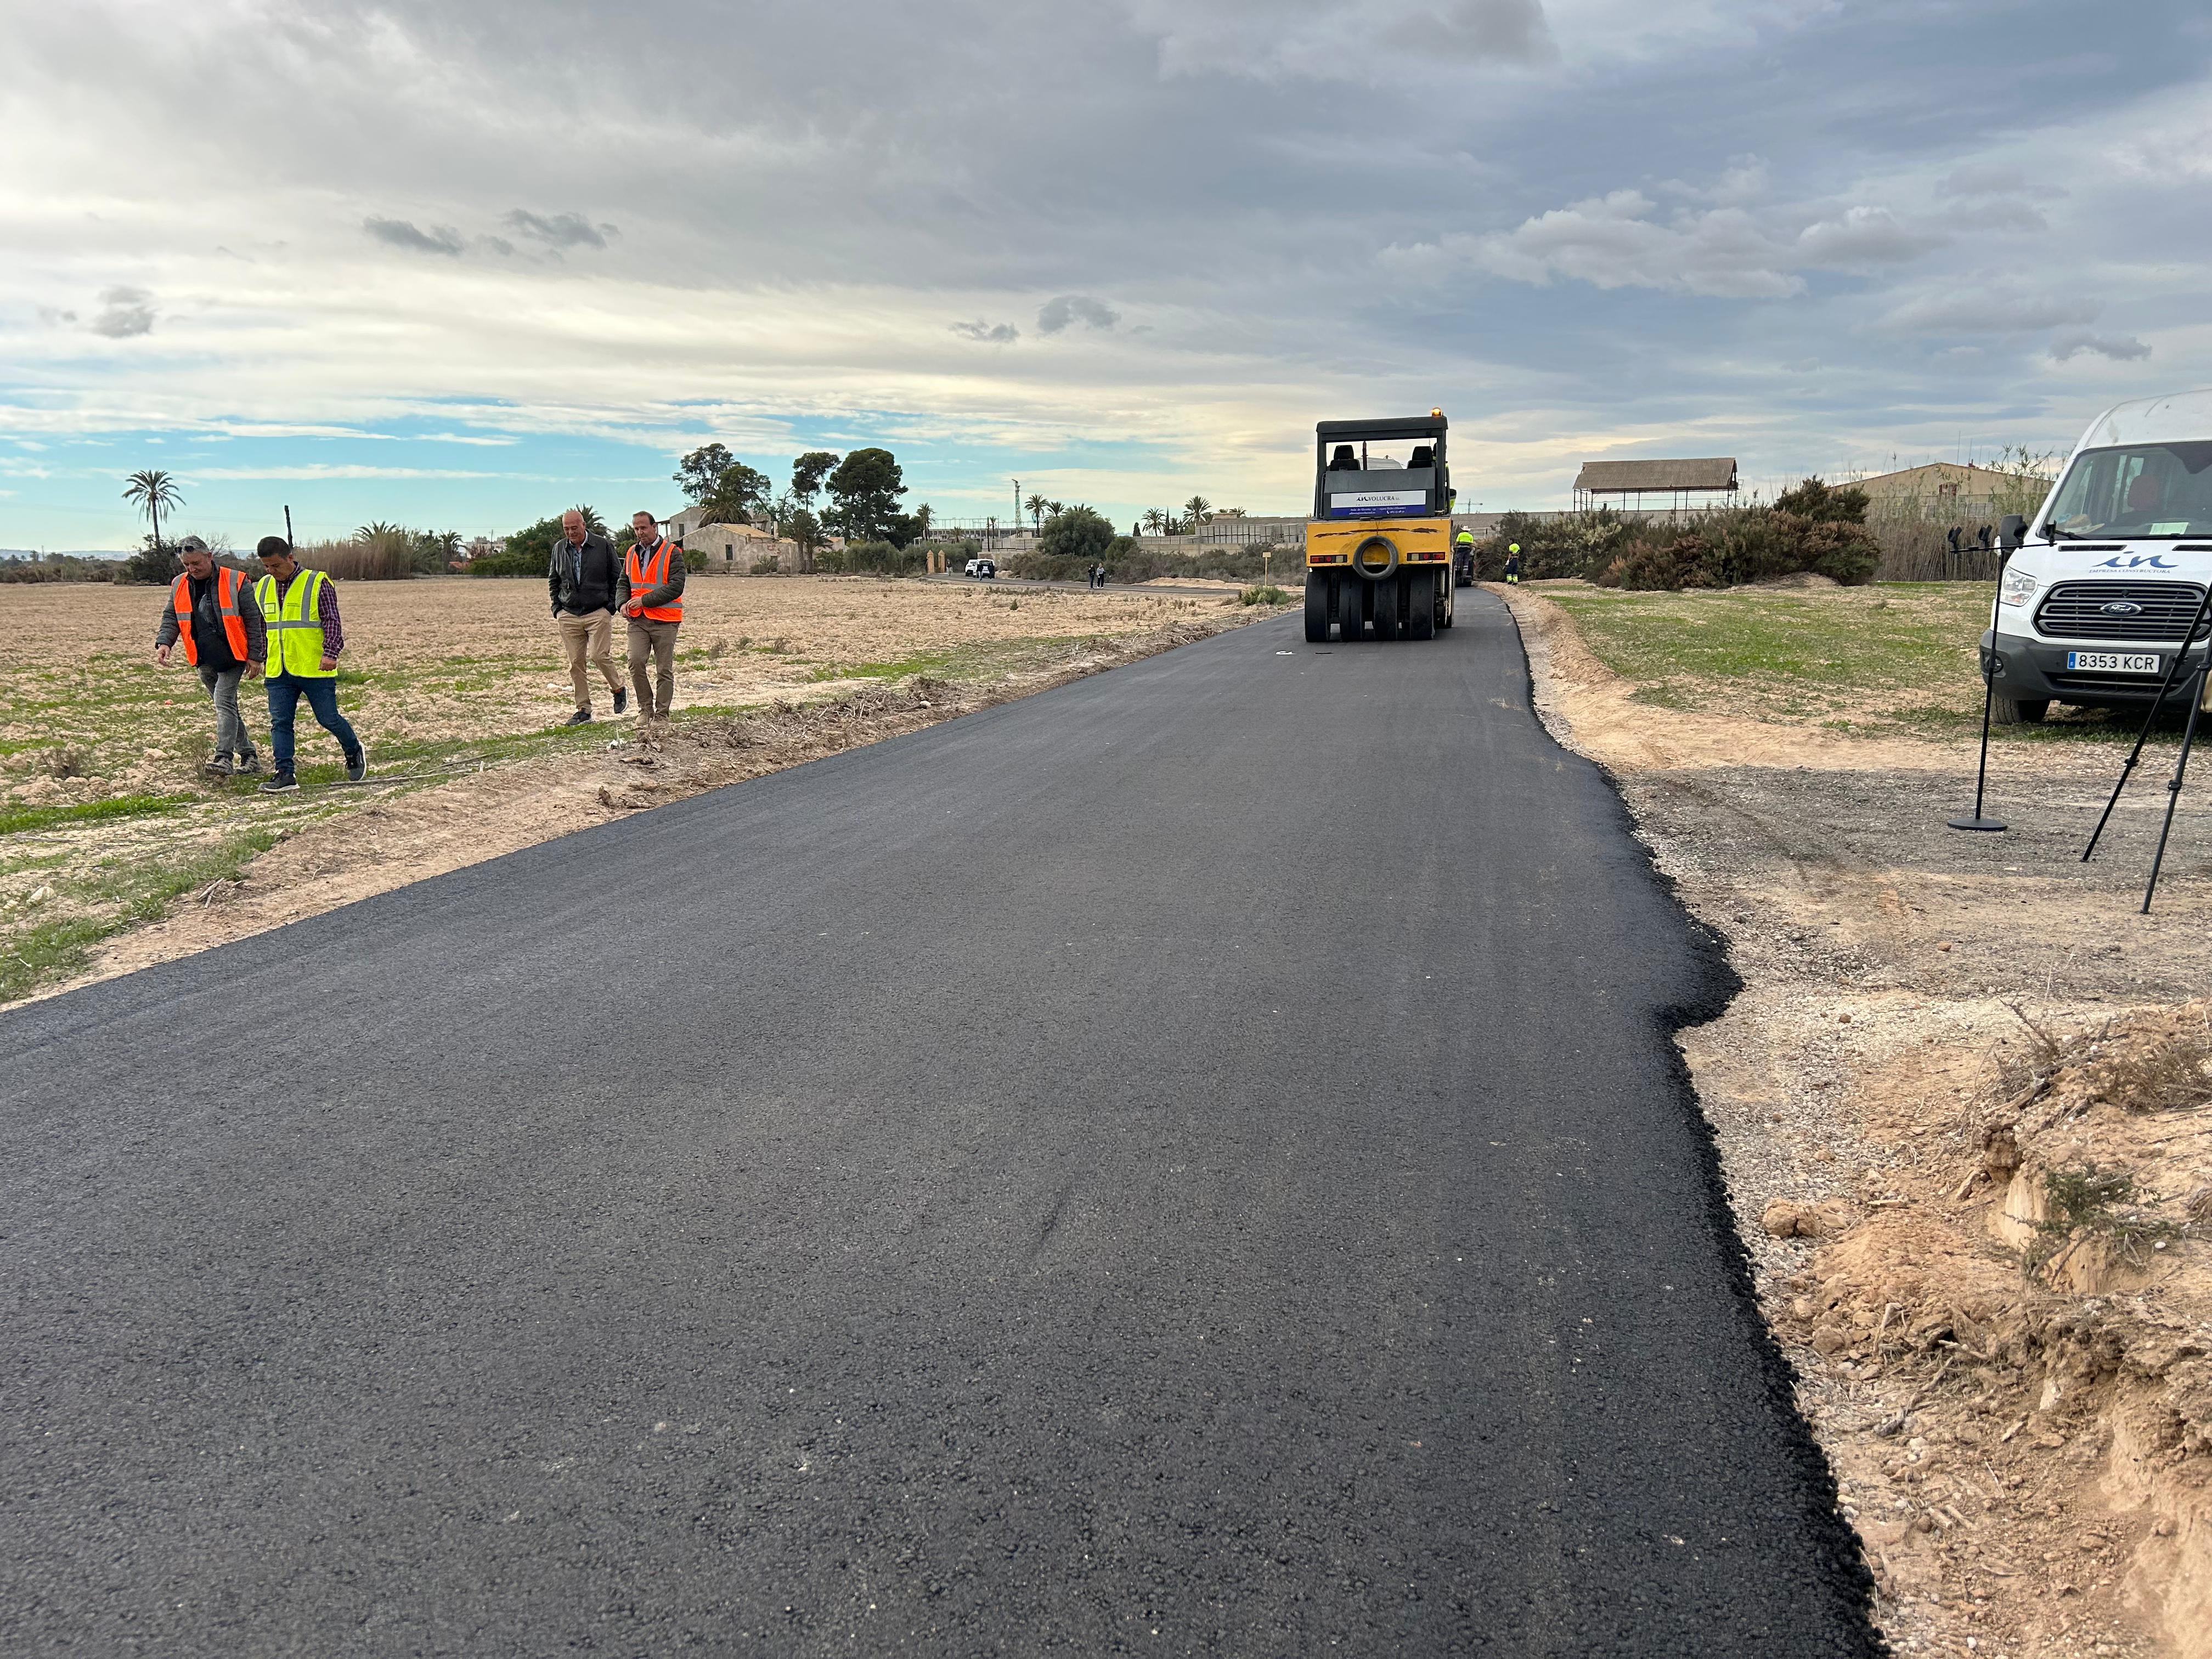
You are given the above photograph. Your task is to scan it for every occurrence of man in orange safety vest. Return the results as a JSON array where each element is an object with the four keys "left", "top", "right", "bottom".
[
  {"left": 154, "top": 534, "right": 268, "bottom": 777},
  {"left": 617, "top": 510, "right": 687, "bottom": 720}
]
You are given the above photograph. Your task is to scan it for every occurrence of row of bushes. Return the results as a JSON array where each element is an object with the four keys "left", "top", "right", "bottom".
[
  {"left": 1465, "top": 479, "right": 1883, "bottom": 591},
  {"left": 1, "top": 554, "right": 121, "bottom": 584}
]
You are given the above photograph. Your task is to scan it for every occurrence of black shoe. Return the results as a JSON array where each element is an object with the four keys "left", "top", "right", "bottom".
[
  {"left": 345, "top": 745, "right": 369, "bottom": 783},
  {"left": 235, "top": 752, "right": 264, "bottom": 777},
  {"left": 202, "top": 754, "right": 233, "bottom": 777},
  {"left": 259, "top": 771, "right": 298, "bottom": 794},
  {"left": 613, "top": 687, "right": 628, "bottom": 715},
  {"left": 565, "top": 709, "right": 593, "bottom": 726}
]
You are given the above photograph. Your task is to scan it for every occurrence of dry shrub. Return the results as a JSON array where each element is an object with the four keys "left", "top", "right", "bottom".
[
  {"left": 43, "top": 746, "right": 90, "bottom": 780},
  {"left": 296, "top": 540, "right": 416, "bottom": 580},
  {"left": 2099, "top": 1024, "right": 2212, "bottom": 1113}
]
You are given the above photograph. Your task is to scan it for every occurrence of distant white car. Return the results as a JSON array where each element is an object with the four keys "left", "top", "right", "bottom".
[
  {"left": 963, "top": 558, "right": 981, "bottom": 577},
  {"left": 970, "top": 559, "right": 997, "bottom": 580}
]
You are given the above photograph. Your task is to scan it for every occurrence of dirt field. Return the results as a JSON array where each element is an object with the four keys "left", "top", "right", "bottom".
[
  {"left": 0, "top": 575, "right": 1275, "bottom": 1005},
  {"left": 1505, "top": 580, "right": 2212, "bottom": 1659}
]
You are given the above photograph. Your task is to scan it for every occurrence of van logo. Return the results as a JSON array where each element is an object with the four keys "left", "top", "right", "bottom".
[
  {"left": 2101, "top": 601, "right": 2144, "bottom": 614},
  {"left": 2092, "top": 555, "right": 2177, "bottom": 569}
]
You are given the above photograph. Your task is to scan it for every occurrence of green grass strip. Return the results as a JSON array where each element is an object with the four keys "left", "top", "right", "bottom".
[
  {"left": 0, "top": 793, "right": 191, "bottom": 838},
  {"left": 0, "top": 826, "right": 279, "bottom": 1005}
]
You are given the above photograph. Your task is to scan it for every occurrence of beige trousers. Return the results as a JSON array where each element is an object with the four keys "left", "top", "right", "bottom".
[
  {"left": 558, "top": 608, "right": 622, "bottom": 710},
  {"left": 627, "top": 617, "right": 679, "bottom": 718}
]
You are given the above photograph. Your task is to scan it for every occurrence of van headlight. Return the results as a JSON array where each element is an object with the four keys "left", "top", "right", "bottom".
[{"left": 1999, "top": 566, "right": 2039, "bottom": 608}]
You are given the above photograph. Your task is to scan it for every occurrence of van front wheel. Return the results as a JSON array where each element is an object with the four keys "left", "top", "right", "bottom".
[{"left": 1990, "top": 695, "right": 2049, "bottom": 725}]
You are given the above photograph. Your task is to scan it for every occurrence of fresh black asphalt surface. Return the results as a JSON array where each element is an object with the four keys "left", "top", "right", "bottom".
[{"left": 0, "top": 592, "right": 1881, "bottom": 1656}]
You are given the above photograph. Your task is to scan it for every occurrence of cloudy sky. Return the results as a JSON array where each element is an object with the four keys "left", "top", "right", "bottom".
[{"left": 3, "top": 0, "right": 2209, "bottom": 549}]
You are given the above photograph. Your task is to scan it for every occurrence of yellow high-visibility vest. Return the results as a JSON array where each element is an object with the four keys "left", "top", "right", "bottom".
[{"left": 256, "top": 569, "right": 336, "bottom": 678}]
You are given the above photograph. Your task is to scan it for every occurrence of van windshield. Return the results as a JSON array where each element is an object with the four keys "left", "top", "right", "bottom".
[{"left": 2046, "top": 442, "right": 2212, "bottom": 538}]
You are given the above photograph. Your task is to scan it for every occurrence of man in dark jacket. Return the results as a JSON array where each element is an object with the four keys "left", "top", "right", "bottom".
[
  {"left": 154, "top": 534, "right": 268, "bottom": 777},
  {"left": 549, "top": 508, "right": 627, "bottom": 724}
]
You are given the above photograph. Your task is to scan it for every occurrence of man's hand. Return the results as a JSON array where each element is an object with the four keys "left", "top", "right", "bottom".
[
  {"left": 154, "top": 645, "right": 171, "bottom": 667},
  {"left": 319, "top": 654, "right": 337, "bottom": 673},
  {"left": 246, "top": 659, "right": 264, "bottom": 680},
  {"left": 625, "top": 603, "right": 642, "bottom": 618}
]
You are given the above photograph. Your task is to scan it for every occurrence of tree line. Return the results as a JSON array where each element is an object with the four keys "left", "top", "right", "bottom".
[{"left": 674, "top": 444, "right": 924, "bottom": 551}]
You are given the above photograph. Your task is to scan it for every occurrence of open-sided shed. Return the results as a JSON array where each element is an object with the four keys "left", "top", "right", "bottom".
[{"left": 1572, "top": 458, "right": 1739, "bottom": 512}]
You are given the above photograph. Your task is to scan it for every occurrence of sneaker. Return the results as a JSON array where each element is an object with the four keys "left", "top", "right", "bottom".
[
  {"left": 236, "top": 752, "right": 264, "bottom": 777},
  {"left": 613, "top": 687, "right": 628, "bottom": 715},
  {"left": 345, "top": 744, "right": 369, "bottom": 783},
  {"left": 202, "top": 754, "right": 233, "bottom": 777},
  {"left": 259, "top": 771, "right": 298, "bottom": 794},
  {"left": 565, "top": 709, "right": 593, "bottom": 726}
]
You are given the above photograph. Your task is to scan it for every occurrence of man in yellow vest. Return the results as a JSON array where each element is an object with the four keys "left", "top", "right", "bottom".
[
  {"left": 616, "top": 510, "right": 686, "bottom": 721},
  {"left": 252, "top": 535, "right": 367, "bottom": 793},
  {"left": 154, "top": 534, "right": 268, "bottom": 778}
]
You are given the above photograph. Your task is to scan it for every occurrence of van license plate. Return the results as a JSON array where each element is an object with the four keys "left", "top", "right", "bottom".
[{"left": 2066, "top": 651, "right": 2160, "bottom": 674}]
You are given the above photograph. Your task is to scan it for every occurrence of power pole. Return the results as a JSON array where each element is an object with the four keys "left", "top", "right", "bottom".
[{"left": 1012, "top": 479, "right": 1020, "bottom": 539}]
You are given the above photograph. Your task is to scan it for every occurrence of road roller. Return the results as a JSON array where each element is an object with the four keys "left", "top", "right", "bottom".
[{"left": 1305, "top": 411, "right": 1456, "bottom": 643}]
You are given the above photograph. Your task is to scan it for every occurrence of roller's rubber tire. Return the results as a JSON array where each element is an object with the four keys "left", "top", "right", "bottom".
[
  {"left": 1305, "top": 573, "right": 1328, "bottom": 644},
  {"left": 1407, "top": 572, "right": 1436, "bottom": 640},
  {"left": 1336, "top": 574, "right": 1363, "bottom": 641},
  {"left": 1373, "top": 573, "right": 1401, "bottom": 641}
]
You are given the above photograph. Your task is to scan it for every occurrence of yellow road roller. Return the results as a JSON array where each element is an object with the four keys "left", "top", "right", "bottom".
[{"left": 1304, "top": 411, "right": 1456, "bottom": 642}]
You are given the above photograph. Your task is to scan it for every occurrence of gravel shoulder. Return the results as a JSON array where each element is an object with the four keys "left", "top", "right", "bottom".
[{"left": 1502, "top": 581, "right": 2212, "bottom": 1659}]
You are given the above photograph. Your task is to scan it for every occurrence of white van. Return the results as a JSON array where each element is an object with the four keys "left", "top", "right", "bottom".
[{"left": 1985, "top": 388, "right": 2212, "bottom": 722}]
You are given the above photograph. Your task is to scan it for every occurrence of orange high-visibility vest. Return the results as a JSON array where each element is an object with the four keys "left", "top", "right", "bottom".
[
  {"left": 170, "top": 566, "right": 251, "bottom": 665},
  {"left": 625, "top": 538, "right": 684, "bottom": 622}
]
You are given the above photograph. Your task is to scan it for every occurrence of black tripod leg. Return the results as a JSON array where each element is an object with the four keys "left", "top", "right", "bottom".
[
  {"left": 2086, "top": 588, "right": 2212, "bottom": 861},
  {"left": 2142, "top": 668, "right": 2208, "bottom": 913}
]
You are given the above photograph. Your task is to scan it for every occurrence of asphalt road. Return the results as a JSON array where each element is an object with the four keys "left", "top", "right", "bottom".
[
  {"left": 0, "top": 593, "right": 1879, "bottom": 1656},
  {"left": 919, "top": 571, "right": 1243, "bottom": 597}
]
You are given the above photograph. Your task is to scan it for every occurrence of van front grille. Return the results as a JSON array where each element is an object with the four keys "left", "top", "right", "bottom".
[{"left": 2033, "top": 580, "right": 2210, "bottom": 643}]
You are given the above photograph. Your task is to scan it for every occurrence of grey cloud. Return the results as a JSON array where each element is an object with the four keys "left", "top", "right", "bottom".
[
  {"left": 1937, "top": 165, "right": 2031, "bottom": 198},
  {"left": 38, "top": 307, "right": 80, "bottom": 327},
  {"left": 1403, "top": 0, "right": 1555, "bottom": 64},
  {"left": 90, "top": 287, "right": 155, "bottom": 337},
  {"left": 364, "top": 216, "right": 463, "bottom": 256},
  {"left": 1878, "top": 287, "right": 2100, "bottom": 335},
  {"left": 2051, "top": 330, "right": 2151, "bottom": 362},
  {"left": 1792, "top": 207, "right": 1944, "bottom": 269},
  {"left": 1137, "top": 0, "right": 1552, "bottom": 83},
  {"left": 1037, "top": 296, "right": 1120, "bottom": 334},
  {"left": 504, "top": 210, "right": 616, "bottom": 250},
  {"left": 486, "top": 236, "right": 517, "bottom": 257},
  {"left": 1948, "top": 198, "right": 2048, "bottom": 234},
  {"left": 951, "top": 320, "right": 1020, "bottom": 343},
  {"left": 1446, "top": 185, "right": 1940, "bottom": 301}
]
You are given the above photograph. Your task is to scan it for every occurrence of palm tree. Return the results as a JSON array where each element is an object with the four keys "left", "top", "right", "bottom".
[
  {"left": 1139, "top": 507, "right": 1167, "bottom": 537},
  {"left": 1045, "top": 499, "right": 1065, "bottom": 520},
  {"left": 1024, "top": 492, "right": 1047, "bottom": 535},
  {"left": 1183, "top": 495, "right": 1214, "bottom": 527},
  {"left": 122, "top": 469, "right": 184, "bottom": 553}
]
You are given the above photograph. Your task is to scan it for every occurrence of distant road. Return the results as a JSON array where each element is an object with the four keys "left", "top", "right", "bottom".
[
  {"left": 0, "top": 592, "right": 1877, "bottom": 1656},
  {"left": 919, "top": 570, "right": 1251, "bottom": 597}
]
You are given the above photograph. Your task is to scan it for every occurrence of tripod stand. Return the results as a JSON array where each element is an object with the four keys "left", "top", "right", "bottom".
[
  {"left": 1948, "top": 540, "right": 2014, "bottom": 832},
  {"left": 2080, "top": 578, "right": 2212, "bottom": 913}
]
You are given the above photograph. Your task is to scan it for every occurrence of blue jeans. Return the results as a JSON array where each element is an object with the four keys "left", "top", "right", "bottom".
[{"left": 266, "top": 673, "right": 360, "bottom": 773}]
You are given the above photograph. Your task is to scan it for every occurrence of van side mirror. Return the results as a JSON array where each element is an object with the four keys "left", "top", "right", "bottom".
[{"left": 2000, "top": 514, "right": 2026, "bottom": 553}]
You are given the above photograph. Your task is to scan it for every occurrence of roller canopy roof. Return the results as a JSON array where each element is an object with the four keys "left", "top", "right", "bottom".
[
  {"left": 1317, "top": 416, "right": 1448, "bottom": 438},
  {"left": 2073, "top": 389, "right": 2212, "bottom": 455}
]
